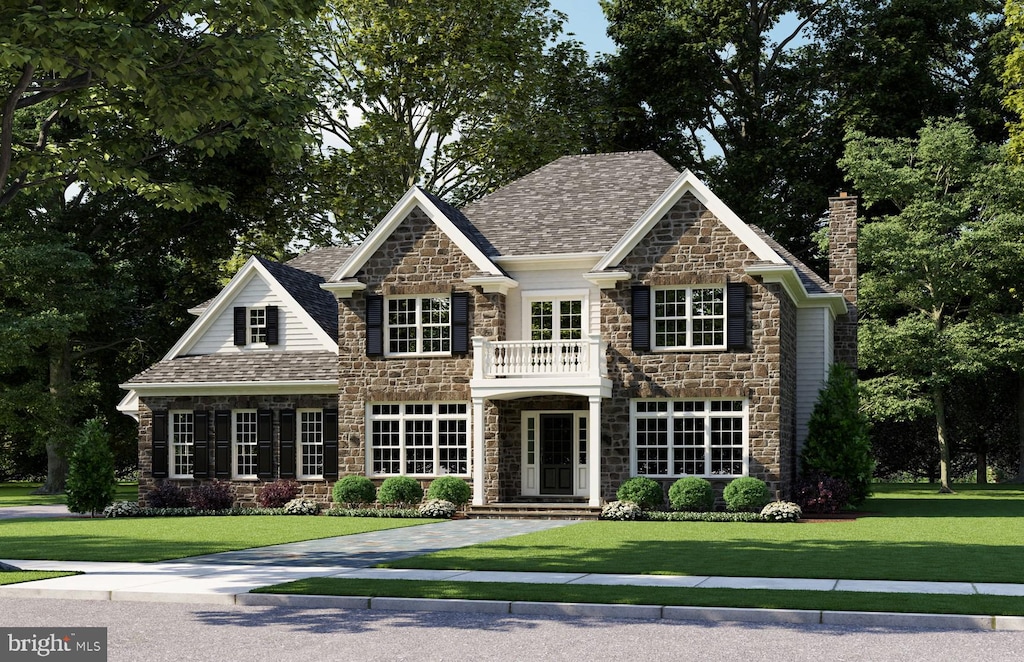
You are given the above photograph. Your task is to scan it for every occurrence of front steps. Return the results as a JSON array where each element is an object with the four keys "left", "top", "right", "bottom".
[{"left": 466, "top": 502, "right": 602, "bottom": 520}]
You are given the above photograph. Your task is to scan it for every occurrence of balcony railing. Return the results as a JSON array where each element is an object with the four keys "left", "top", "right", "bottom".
[{"left": 472, "top": 334, "right": 606, "bottom": 380}]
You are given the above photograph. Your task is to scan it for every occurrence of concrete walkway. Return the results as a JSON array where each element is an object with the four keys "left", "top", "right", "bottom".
[
  {"left": 0, "top": 504, "right": 86, "bottom": 519},
  {"left": 4, "top": 517, "right": 1024, "bottom": 630}
]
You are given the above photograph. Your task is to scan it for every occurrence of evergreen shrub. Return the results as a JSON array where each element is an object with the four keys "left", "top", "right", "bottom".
[
  {"left": 65, "top": 419, "right": 117, "bottom": 517},
  {"left": 377, "top": 476, "right": 424, "bottom": 505},
  {"left": 668, "top": 477, "right": 715, "bottom": 511},
  {"left": 722, "top": 477, "right": 771, "bottom": 512},
  {"left": 615, "top": 476, "right": 664, "bottom": 510},
  {"left": 332, "top": 475, "right": 376, "bottom": 504},
  {"left": 426, "top": 476, "right": 471, "bottom": 506}
]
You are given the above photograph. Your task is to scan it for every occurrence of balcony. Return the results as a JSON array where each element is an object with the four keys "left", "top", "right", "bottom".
[{"left": 470, "top": 334, "right": 612, "bottom": 400}]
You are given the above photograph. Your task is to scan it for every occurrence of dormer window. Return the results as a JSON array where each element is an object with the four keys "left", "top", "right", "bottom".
[{"left": 233, "top": 306, "right": 279, "bottom": 347}]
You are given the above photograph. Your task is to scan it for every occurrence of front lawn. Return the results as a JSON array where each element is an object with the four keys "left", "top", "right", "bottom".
[
  {"left": 0, "top": 516, "right": 436, "bottom": 563},
  {"left": 0, "top": 482, "right": 138, "bottom": 507},
  {"left": 0, "top": 571, "right": 78, "bottom": 585},
  {"left": 381, "top": 484, "right": 1024, "bottom": 584}
]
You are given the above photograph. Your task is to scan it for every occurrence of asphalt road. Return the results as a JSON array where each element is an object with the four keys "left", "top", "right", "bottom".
[{"left": 4, "top": 598, "right": 1024, "bottom": 662}]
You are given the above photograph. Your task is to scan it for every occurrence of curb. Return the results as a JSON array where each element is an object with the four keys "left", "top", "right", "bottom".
[{"left": 239, "top": 593, "right": 1022, "bottom": 631}]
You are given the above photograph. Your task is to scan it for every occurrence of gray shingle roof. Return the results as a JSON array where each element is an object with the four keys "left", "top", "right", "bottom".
[
  {"left": 127, "top": 351, "right": 338, "bottom": 385},
  {"left": 285, "top": 245, "right": 355, "bottom": 280},
  {"left": 256, "top": 257, "right": 339, "bottom": 339},
  {"left": 749, "top": 226, "right": 835, "bottom": 295},
  {"left": 459, "top": 152, "right": 681, "bottom": 256}
]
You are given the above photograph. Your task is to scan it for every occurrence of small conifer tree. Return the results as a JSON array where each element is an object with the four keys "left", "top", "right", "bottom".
[
  {"left": 65, "top": 418, "right": 117, "bottom": 517},
  {"left": 800, "top": 364, "right": 874, "bottom": 506}
]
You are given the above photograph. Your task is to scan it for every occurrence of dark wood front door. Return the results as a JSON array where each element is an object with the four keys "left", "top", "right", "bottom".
[{"left": 540, "top": 413, "right": 574, "bottom": 495}]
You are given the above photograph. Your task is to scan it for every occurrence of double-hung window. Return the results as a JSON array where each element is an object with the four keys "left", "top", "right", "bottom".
[
  {"left": 387, "top": 296, "right": 450, "bottom": 355},
  {"left": 299, "top": 409, "right": 324, "bottom": 479},
  {"left": 249, "top": 308, "right": 268, "bottom": 344},
  {"left": 233, "top": 410, "right": 258, "bottom": 479},
  {"left": 368, "top": 403, "right": 470, "bottom": 476},
  {"left": 170, "top": 411, "right": 194, "bottom": 478},
  {"left": 652, "top": 286, "right": 725, "bottom": 349},
  {"left": 631, "top": 399, "right": 746, "bottom": 478}
]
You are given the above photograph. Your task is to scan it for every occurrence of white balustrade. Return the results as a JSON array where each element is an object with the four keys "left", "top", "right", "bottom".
[{"left": 473, "top": 334, "right": 605, "bottom": 379}]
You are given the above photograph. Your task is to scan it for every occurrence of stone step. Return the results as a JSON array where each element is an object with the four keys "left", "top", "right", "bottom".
[{"left": 466, "top": 503, "right": 602, "bottom": 520}]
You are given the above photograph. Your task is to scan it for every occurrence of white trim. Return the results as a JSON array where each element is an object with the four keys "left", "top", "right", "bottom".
[
  {"left": 494, "top": 253, "right": 605, "bottom": 271},
  {"left": 520, "top": 410, "right": 590, "bottom": 499},
  {"left": 594, "top": 170, "right": 785, "bottom": 272},
  {"left": 383, "top": 294, "right": 452, "bottom": 357},
  {"left": 164, "top": 256, "right": 338, "bottom": 360},
  {"left": 522, "top": 291, "right": 589, "bottom": 341},
  {"left": 232, "top": 409, "right": 259, "bottom": 480},
  {"left": 650, "top": 285, "right": 727, "bottom": 351},
  {"left": 117, "top": 390, "right": 140, "bottom": 421},
  {"left": 297, "top": 408, "right": 325, "bottom": 480},
  {"left": 745, "top": 264, "right": 849, "bottom": 315},
  {"left": 169, "top": 410, "right": 195, "bottom": 480},
  {"left": 583, "top": 270, "right": 631, "bottom": 289},
  {"left": 319, "top": 280, "right": 366, "bottom": 299},
  {"left": 464, "top": 275, "right": 518, "bottom": 295},
  {"left": 121, "top": 380, "right": 338, "bottom": 397},
  {"left": 332, "top": 187, "right": 503, "bottom": 280},
  {"left": 366, "top": 402, "right": 471, "bottom": 478},
  {"left": 472, "top": 398, "right": 485, "bottom": 505}
]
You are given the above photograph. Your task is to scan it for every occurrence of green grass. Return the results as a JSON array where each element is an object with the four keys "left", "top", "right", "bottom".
[
  {"left": 0, "top": 516, "right": 436, "bottom": 562},
  {"left": 0, "top": 571, "right": 78, "bottom": 585},
  {"left": 380, "top": 483, "right": 1024, "bottom": 584},
  {"left": 0, "top": 482, "right": 138, "bottom": 507},
  {"left": 253, "top": 577, "right": 1024, "bottom": 616}
]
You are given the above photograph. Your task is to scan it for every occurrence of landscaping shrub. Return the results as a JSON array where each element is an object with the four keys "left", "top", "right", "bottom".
[
  {"left": 102, "top": 501, "right": 141, "bottom": 518},
  {"left": 793, "top": 475, "right": 853, "bottom": 514},
  {"left": 146, "top": 481, "right": 189, "bottom": 508},
  {"left": 418, "top": 499, "right": 457, "bottom": 518},
  {"left": 668, "top": 477, "right": 715, "bottom": 512},
  {"left": 187, "top": 481, "right": 234, "bottom": 511},
  {"left": 722, "top": 477, "right": 771, "bottom": 512},
  {"left": 644, "top": 510, "right": 766, "bottom": 522},
  {"left": 377, "top": 476, "right": 424, "bottom": 505},
  {"left": 615, "top": 476, "right": 664, "bottom": 510},
  {"left": 326, "top": 507, "right": 421, "bottom": 518},
  {"left": 426, "top": 476, "right": 471, "bottom": 506},
  {"left": 801, "top": 363, "right": 874, "bottom": 506},
  {"left": 760, "top": 501, "right": 802, "bottom": 522},
  {"left": 283, "top": 497, "right": 322, "bottom": 515},
  {"left": 599, "top": 500, "right": 643, "bottom": 521},
  {"left": 66, "top": 418, "right": 118, "bottom": 517},
  {"left": 332, "top": 475, "right": 376, "bottom": 504},
  {"left": 257, "top": 480, "right": 300, "bottom": 508}
]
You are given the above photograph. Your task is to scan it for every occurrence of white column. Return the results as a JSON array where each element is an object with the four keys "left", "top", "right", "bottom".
[
  {"left": 472, "top": 397, "right": 486, "bottom": 506},
  {"left": 588, "top": 395, "right": 602, "bottom": 507}
]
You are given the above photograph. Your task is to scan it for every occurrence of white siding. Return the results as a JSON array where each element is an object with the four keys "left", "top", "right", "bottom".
[
  {"left": 795, "top": 307, "right": 833, "bottom": 456},
  {"left": 184, "top": 274, "right": 329, "bottom": 355},
  {"left": 506, "top": 268, "right": 600, "bottom": 341}
]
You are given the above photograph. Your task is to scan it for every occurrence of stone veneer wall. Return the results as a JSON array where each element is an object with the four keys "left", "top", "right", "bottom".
[
  {"left": 136, "top": 393, "right": 339, "bottom": 507},
  {"left": 829, "top": 194, "right": 858, "bottom": 371},
  {"left": 335, "top": 207, "right": 506, "bottom": 502},
  {"left": 600, "top": 192, "right": 793, "bottom": 500}
]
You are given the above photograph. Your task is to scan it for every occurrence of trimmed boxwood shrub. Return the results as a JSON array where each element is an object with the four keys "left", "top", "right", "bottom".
[
  {"left": 257, "top": 480, "right": 300, "bottom": 508},
  {"left": 333, "top": 475, "right": 376, "bottom": 505},
  {"left": 668, "top": 477, "right": 715, "bottom": 512},
  {"left": 723, "top": 477, "right": 771, "bottom": 512},
  {"left": 188, "top": 480, "right": 235, "bottom": 511},
  {"left": 426, "top": 476, "right": 471, "bottom": 506},
  {"left": 377, "top": 476, "right": 424, "bottom": 505},
  {"left": 615, "top": 476, "right": 664, "bottom": 510}
]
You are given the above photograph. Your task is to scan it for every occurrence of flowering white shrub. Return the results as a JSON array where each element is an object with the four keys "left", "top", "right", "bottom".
[
  {"left": 103, "top": 501, "right": 141, "bottom": 518},
  {"left": 283, "top": 498, "right": 322, "bottom": 515},
  {"left": 760, "top": 500, "right": 802, "bottom": 522},
  {"left": 600, "top": 500, "right": 643, "bottom": 521},
  {"left": 417, "top": 499, "right": 457, "bottom": 518}
]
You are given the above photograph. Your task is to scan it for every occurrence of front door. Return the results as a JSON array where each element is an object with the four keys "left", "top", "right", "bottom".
[{"left": 539, "top": 413, "right": 574, "bottom": 494}]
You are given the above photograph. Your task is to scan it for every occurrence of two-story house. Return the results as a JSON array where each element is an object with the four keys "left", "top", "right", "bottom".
[{"left": 120, "top": 151, "right": 857, "bottom": 509}]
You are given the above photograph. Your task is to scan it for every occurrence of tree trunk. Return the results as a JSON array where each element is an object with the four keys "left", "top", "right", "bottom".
[
  {"left": 33, "top": 341, "right": 73, "bottom": 494},
  {"left": 977, "top": 449, "right": 987, "bottom": 484},
  {"left": 934, "top": 386, "right": 955, "bottom": 493},
  {"left": 1017, "top": 372, "right": 1024, "bottom": 482}
]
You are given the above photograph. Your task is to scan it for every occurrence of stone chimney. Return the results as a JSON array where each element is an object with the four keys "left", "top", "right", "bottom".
[{"left": 829, "top": 193, "right": 858, "bottom": 371}]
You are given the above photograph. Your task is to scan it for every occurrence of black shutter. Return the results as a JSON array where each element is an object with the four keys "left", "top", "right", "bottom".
[
  {"left": 265, "top": 305, "right": 279, "bottom": 345},
  {"left": 233, "top": 307, "right": 247, "bottom": 345},
  {"left": 257, "top": 409, "right": 274, "bottom": 480},
  {"left": 451, "top": 292, "right": 469, "bottom": 354},
  {"left": 366, "top": 294, "right": 384, "bottom": 356},
  {"left": 151, "top": 410, "right": 169, "bottom": 479},
  {"left": 323, "top": 409, "right": 339, "bottom": 480},
  {"left": 279, "top": 409, "right": 296, "bottom": 479},
  {"left": 214, "top": 410, "right": 231, "bottom": 478},
  {"left": 631, "top": 285, "right": 651, "bottom": 351},
  {"left": 726, "top": 282, "right": 749, "bottom": 350},
  {"left": 192, "top": 410, "right": 210, "bottom": 478}
]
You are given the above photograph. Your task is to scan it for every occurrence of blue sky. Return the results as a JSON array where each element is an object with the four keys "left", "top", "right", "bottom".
[{"left": 549, "top": 1, "right": 616, "bottom": 56}]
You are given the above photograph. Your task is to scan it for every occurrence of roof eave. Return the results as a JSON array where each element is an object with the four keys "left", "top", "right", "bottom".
[{"left": 745, "top": 264, "right": 848, "bottom": 315}]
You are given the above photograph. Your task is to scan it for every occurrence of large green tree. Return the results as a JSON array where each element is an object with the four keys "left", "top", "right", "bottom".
[
  {"left": 841, "top": 118, "right": 1024, "bottom": 492},
  {"left": 0, "top": 0, "right": 320, "bottom": 210},
  {"left": 302, "top": 0, "right": 606, "bottom": 238}
]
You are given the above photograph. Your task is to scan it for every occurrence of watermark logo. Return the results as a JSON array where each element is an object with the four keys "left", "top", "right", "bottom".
[{"left": 1, "top": 628, "right": 106, "bottom": 661}]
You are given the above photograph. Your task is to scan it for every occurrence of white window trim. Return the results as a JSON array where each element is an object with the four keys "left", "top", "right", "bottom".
[
  {"left": 298, "top": 408, "right": 325, "bottom": 480},
  {"left": 169, "top": 410, "right": 194, "bottom": 479},
  {"left": 629, "top": 398, "right": 748, "bottom": 478},
  {"left": 651, "top": 285, "right": 727, "bottom": 351},
  {"left": 520, "top": 410, "right": 590, "bottom": 497},
  {"left": 366, "top": 402, "right": 471, "bottom": 478},
  {"left": 248, "top": 307, "right": 269, "bottom": 347},
  {"left": 522, "top": 291, "right": 589, "bottom": 341},
  {"left": 384, "top": 295, "right": 451, "bottom": 357},
  {"left": 232, "top": 409, "right": 258, "bottom": 480}
]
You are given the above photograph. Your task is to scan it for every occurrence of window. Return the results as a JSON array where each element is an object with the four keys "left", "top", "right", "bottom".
[
  {"left": 529, "top": 299, "right": 583, "bottom": 340},
  {"left": 170, "top": 411, "right": 194, "bottom": 478},
  {"left": 249, "top": 308, "right": 267, "bottom": 344},
  {"left": 386, "top": 296, "right": 450, "bottom": 355},
  {"left": 631, "top": 399, "right": 746, "bottom": 478},
  {"left": 299, "top": 409, "right": 324, "bottom": 479},
  {"left": 233, "top": 410, "right": 258, "bottom": 479},
  {"left": 368, "top": 403, "right": 470, "bottom": 476},
  {"left": 652, "top": 286, "right": 725, "bottom": 349}
]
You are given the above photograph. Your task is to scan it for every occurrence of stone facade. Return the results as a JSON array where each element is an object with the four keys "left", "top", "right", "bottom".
[{"left": 829, "top": 194, "right": 858, "bottom": 371}]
